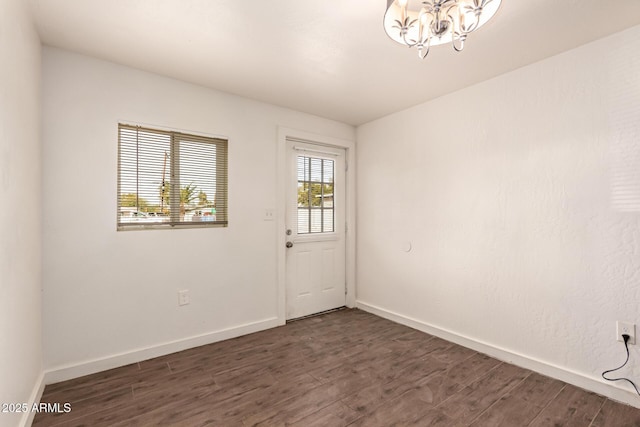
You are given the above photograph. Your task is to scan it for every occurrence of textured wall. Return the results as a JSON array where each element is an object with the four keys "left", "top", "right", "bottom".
[
  {"left": 41, "top": 48, "right": 355, "bottom": 372},
  {"left": 357, "top": 25, "right": 640, "bottom": 400},
  {"left": 0, "top": 0, "right": 43, "bottom": 426}
]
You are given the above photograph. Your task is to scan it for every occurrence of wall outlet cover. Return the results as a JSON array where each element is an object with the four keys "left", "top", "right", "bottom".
[{"left": 617, "top": 321, "right": 636, "bottom": 345}]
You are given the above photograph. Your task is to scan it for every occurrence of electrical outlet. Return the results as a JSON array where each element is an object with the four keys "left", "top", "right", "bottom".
[
  {"left": 178, "top": 289, "right": 190, "bottom": 306},
  {"left": 617, "top": 321, "right": 636, "bottom": 345}
]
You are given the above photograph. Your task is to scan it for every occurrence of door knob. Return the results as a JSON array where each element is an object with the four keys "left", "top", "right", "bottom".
[{"left": 286, "top": 241, "right": 293, "bottom": 248}]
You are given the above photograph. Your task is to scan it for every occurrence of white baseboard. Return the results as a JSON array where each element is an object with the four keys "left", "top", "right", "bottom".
[
  {"left": 19, "top": 370, "right": 45, "bottom": 427},
  {"left": 356, "top": 300, "right": 640, "bottom": 409},
  {"left": 44, "top": 317, "right": 281, "bottom": 385}
]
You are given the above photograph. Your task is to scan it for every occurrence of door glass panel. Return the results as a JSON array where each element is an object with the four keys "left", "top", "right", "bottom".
[
  {"left": 297, "top": 208, "right": 309, "bottom": 233},
  {"left": 310, "top": 209, "right": 322, "bottom": 233},
  {"left": 297, "top": 182, "right": 309, "bottom": 207},
  {"left": 323, "top": 209, "right": 334, "bottom": 231},
  {"left": 297, "top": 156, "right": 309, "bottom": 181},
  {"left": 310, "top": 158, "right": 322, "bottom": 182},
  {"left": 322, "top": 183, "right": 334, "bottom": 207},
  {"left": 323, "top": 160, "right": 334, "bottom": 183},
  {"left": 296, "top": 155, "right": 335, "bottom": 234}
]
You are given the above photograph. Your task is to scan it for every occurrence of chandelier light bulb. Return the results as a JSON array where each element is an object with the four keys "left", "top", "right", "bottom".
[
  {"left": 383, "top": 0, "right": 501, "bottom": 59},
  {"left": 418, "top": 11, "right": 427, "bottom": 40},
  {"left": 458, "top": 10, "right": 467, "bottom": 31}
]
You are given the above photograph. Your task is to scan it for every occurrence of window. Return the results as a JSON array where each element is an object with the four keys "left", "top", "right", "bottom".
[
  {"left": 117, "top": 124, "right": 228, "bottom": 230},
  {"left": 297, "top": 155, "right": 334, "bottom": 234}
]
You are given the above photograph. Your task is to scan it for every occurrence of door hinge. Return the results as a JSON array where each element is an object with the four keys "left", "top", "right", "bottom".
[
  {"left": 345, "top": 161, "right": 348, "bottom": 172},
  {"left": 345, "top": 283, "right": 348, "bottom": 295}
]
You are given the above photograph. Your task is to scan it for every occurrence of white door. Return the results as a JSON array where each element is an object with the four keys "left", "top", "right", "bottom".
[{"left": 285, "top": 139, "right": 346, "bottom": 320}]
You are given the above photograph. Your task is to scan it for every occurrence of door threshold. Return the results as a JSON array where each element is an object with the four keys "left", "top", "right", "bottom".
[{"left": 286, "top": 306, "right": 348, "bottom": 323}]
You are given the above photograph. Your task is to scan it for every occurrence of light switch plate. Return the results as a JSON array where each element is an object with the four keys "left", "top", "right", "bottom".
[
  {"left": 178, "top": 290, "right": 190, "bottom": 306},
  {"left": 264, "top": 209, "right": 275, "bottom": 221}
]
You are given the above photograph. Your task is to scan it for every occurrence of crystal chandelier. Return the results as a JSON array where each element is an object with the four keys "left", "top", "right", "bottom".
[{"left": 383, "top": 0, "right": 501, "bottom": 59}]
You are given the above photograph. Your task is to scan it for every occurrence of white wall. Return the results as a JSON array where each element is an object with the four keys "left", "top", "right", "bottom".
[
  {"left": 41, "top": 48, "right": 355, "bottom": 377},
  {"left": 0, "top": 0, "right": 43, "bottom": 426},
  {"left": 357, "top": 25, "right": 640, "bottom": 405}
]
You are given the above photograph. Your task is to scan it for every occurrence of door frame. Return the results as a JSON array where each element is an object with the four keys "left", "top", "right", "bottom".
[{"left": 276, "top": 127, "right": 356, "bottom": 325}]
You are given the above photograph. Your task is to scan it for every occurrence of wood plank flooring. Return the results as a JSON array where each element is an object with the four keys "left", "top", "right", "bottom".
[{"left": 33, "top": 309, "right": 640, "bottom": 426}]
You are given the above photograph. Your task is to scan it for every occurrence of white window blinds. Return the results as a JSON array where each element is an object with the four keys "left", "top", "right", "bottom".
[
  {"left": 296, "top": 155, "right": 335, "bottom": 234},
  {"left": 117, "top": 124, "right": 228, "bottom": 230}
]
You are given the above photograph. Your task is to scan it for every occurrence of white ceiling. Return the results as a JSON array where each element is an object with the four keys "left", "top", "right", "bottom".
[{"left": 31, "top": 0, "right": 640, "bottom": 126}]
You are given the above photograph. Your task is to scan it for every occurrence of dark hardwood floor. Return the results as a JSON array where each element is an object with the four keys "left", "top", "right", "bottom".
[{"left": 33, "top": 309, "right": 640, "bottom": 426}]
